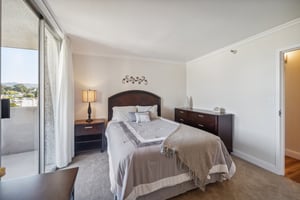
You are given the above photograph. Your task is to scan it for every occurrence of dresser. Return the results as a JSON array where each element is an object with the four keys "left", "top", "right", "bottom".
[
  {"left": 175, "top": 107, "right": 233, "bottom": 152},
  {"left": 75, "top": 119, "right": 106, "bottom": 155}
]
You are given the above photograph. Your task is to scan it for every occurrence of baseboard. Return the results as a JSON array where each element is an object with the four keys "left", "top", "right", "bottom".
[
  {"left": 285, "top": 149, "right": 300, "bottom": 160},
  {"left": 232, "top": 149, "right": 281, "bottom": 175}
]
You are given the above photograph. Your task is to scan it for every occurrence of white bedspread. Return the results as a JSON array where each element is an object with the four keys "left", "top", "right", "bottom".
[{"left": 106, "top": 118, "right": 236, "bottom": 200}]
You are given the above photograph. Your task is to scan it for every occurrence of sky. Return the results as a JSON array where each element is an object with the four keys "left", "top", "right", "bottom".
[{"left": 1, "top": 47, "right": 38, "bottom": 84}]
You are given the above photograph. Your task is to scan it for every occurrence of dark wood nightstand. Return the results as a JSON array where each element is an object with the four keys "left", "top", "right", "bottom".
[{"left": 75, "top": 119, "right": 106, "bottom": 155}]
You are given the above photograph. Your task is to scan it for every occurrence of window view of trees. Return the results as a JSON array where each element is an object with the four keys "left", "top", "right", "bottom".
[
  {"left": 1, "top": 47, "right": 38, "bottom": 108},
  {"left": 1, "top": 83, "right": 38, "bottom": 107}
]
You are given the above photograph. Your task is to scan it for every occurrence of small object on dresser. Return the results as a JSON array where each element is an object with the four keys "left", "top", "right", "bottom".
[
  {"left": 74, "top": 119, "right": 106, "bottom": 155},
  {"left": 184, "top": 96, "right": 193, "bottom": 109},
  {"left": 214, "top": 107, "right": 226, "bottom": 114}
]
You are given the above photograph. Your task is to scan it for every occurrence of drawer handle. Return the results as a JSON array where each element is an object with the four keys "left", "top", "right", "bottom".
[
  {"left": 179, "top": 118, "right": 184, "bottom": 122},
  {"left": 198, "top": 124, "right": 204, "bottom": 127},
  {"left": 179, "top": 111, "right": 185, "bottom": 114},
  {"left": 198, "top": 114, "right": 204, "bottom": 118},
  {"left": 84, "top": 126, "right": 93, "bottom": 129}
]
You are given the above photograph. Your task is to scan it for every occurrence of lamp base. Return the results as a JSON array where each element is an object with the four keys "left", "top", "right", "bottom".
[
  {"left": 86, "top": 102, "right": 93, "bottom": 123},
  {"left": 86, "top": 118, "right": 93, "bottom": 123}
]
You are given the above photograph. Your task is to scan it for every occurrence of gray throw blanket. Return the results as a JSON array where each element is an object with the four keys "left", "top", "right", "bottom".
[{"left": 161, "top": 124, "right": 230, "bottom": 190}]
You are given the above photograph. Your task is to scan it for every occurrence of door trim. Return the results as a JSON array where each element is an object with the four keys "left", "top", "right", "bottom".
[{"left": 277, "top": 44, "right": 300, "bottom": 175}]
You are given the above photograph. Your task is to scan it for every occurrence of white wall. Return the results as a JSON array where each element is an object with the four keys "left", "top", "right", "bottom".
[
  {"left": 187, "top": 20, "right": 300, "bottom": 173},
  {"left": 285, "top": 49, "right": 300, "bottom": 160},
  {"left": 73, "top": 55, "right": 186, "bottom": 120}
]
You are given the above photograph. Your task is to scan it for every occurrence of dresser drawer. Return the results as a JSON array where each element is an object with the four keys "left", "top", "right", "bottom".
[
  {"left": 75, "top": 124, "right": 101, "bottom": 136},
  {"left": 175, "top": 109, "right": 188, "bottom": 118},
  {"left": 175, "top": 109, "right": 188, "bottom": 123},
  {"left": 192, "top": 113, "right": 215, "bottom": 128}
]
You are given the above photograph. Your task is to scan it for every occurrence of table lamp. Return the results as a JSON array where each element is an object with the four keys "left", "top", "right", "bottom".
[{"left": 82, "top": 89, "right": 96, "bottom": 122}]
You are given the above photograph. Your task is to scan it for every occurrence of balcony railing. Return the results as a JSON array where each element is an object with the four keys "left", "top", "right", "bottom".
[{"left": 1, "top": 106, "right": 39, "bottom": 155}]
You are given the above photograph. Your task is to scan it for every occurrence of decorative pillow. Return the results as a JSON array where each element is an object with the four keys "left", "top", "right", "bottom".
[
  {"left": 135, "top": 112, "right": 151, "bottom": 123},
  {"left": 128, "top": 112, "right": 137, "bottom": 122},
  {"left": 112, "top": 106, "right": 137, "bottom": 121},
  {"left": 136, "top": 105, "right": 158, "bottom": 119}
]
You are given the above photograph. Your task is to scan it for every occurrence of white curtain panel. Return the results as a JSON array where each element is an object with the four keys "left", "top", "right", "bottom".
[
  {"left": 55, "top": 36, "right": 75, "bottom": 168},
  {"left": 45, "top": 28, "right": 59, "bottom": 170},
  {"left": 45, "top": 29, "right": 59, "bottom": 115}
]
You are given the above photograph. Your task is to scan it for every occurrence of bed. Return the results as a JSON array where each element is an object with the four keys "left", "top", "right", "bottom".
[{"left": 106, "top": 90, "right": 235, "bottom": 200}]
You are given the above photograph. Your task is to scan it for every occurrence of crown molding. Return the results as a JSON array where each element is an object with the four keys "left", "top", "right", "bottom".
[{"left": 73, "top": 51, "right": 185, "bottom": 65}]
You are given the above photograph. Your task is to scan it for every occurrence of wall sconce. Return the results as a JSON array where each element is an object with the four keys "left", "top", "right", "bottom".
[
  {"left": 82, "top": 89, "right": 96, "bottom": 122},
  {"left": 122, "top": 75, "right": 148, "bottom": 85}
]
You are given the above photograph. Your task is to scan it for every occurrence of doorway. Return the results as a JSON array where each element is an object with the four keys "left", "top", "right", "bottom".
[{"left": 282, "top": 49, "right": 300, "bottom": 183}]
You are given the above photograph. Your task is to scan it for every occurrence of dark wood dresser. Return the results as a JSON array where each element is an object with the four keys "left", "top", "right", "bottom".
[
  {"left": 75, "top": 119, "right": 106, "bottom": 155},
  {"left": 175, "top": 107, "right": 233, "bottom": 152}
]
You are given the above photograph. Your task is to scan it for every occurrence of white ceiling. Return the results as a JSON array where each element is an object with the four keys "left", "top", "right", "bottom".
[{"left": 45, "top": 0, "right": 300, "bottom": 63}]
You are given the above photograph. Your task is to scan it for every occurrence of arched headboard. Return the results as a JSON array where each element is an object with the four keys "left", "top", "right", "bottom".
[{"left": 108, "top": 90, "right": 161, "bottom": 120}]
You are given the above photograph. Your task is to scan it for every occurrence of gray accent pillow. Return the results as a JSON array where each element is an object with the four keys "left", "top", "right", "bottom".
[{"left": 128, "top": 112, "right": 137, "bottom": 122}]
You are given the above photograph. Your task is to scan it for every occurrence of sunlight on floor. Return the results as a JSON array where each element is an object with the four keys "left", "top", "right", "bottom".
[{"left": 1, "top": 151, "right": 38, "bottom": 181}]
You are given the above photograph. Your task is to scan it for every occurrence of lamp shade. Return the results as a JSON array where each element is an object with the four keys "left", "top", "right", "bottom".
[{"left": 82, "top": 90, "right": 96, "bottom": 103}]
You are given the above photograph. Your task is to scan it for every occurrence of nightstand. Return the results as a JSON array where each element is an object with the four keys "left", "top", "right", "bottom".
[{"left": 74, "top": 119, "right": 106, "bottom": 155}]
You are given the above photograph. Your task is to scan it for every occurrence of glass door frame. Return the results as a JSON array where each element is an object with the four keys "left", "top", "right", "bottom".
[
  {"left": 0, "top": 0, "right": 62, "bottom": 176},
  {"left": 0, "top": 0, "right": 42, "bottom": 178},
  {"left": 0, "top": 0, "right": 51, "bottom": 177}
]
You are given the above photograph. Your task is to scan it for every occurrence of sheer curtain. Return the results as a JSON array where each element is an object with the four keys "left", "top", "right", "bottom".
[
  {"left": 55, "top": 36, "right": 74, "bottom": 168},
  {"left": 45, "top": 33, "right": 74, "bottom": 169},
  {"left": 44, "top": 28, "right": 59, "bottom": 172}
]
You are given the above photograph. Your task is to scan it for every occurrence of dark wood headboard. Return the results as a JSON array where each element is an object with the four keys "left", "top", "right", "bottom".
[{"left": 108, "top": 90, "right": 161, "bottom": 120}]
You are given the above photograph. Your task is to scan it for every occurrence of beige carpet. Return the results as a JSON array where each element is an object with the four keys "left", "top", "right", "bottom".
[
  {"left": 68, "top": 151, "right": 300, "bottom": 200},
  {"left": 67, "top": 151, "right": 114, "bottom": 200}
]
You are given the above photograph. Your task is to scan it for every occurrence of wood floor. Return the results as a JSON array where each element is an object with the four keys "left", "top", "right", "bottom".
[{"left": 285, "top": 156, "right": 300, "bottom": 183}]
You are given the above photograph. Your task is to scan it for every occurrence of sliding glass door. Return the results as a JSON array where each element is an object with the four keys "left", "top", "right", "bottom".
[
  {"left": 1, "top": 0, "right": 40, "bottom": 180},
  {"left": 1, "top": 0, "right": 64, "bottom": 178}
]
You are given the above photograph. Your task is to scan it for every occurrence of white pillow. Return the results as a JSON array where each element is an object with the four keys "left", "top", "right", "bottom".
[
  {"left": 136, "top": 105, "right": 158, "bottom": 119},
  {"left": 112, "top": 106, "right": 137, "bottom": 121},
  {"left": 135, "top": 112, "right": 151, "bottom": 123}
]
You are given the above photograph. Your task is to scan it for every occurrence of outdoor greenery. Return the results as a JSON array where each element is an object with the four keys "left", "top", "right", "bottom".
[{"left": 1, "top": 84, "right": 38, "bottom": 107}]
